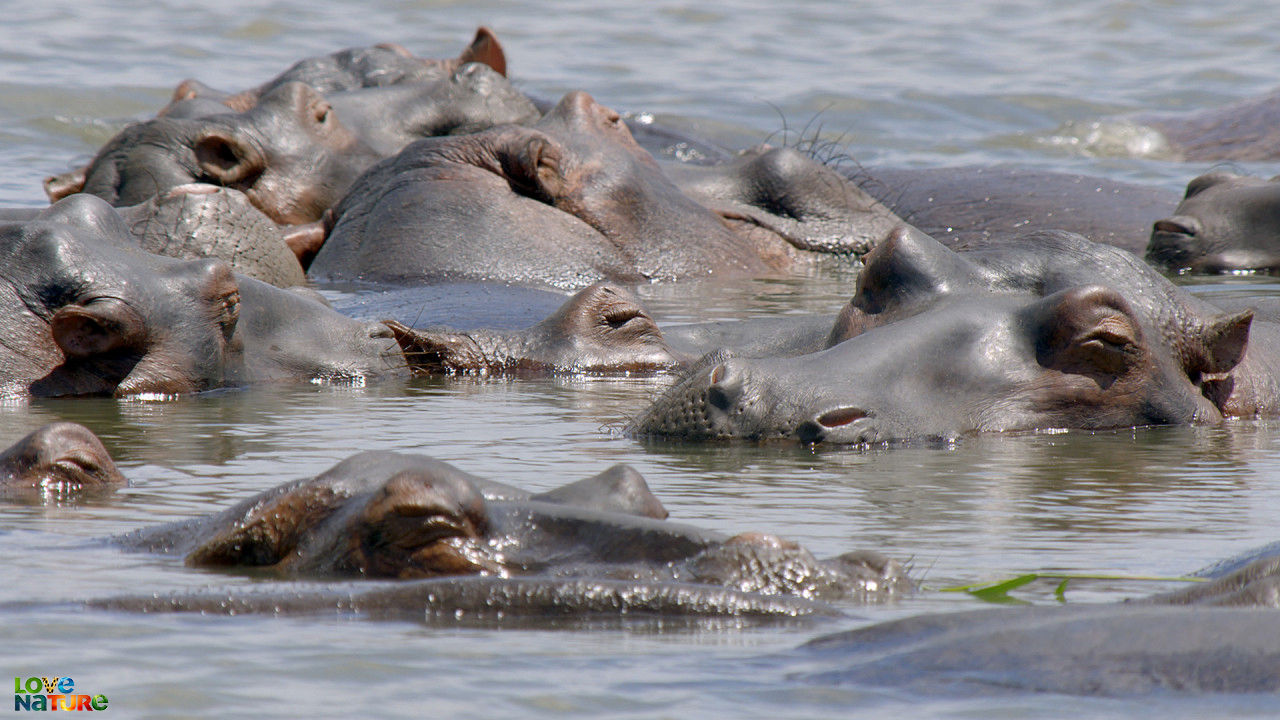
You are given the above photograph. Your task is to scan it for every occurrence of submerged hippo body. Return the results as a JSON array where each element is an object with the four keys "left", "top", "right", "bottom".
[
  {"left": 120, "top": 450, "right": 909, "bottom": 603},
  {"left": 311, "top": 92, "right": 903, "bottom": 289},
  {"left": 1147, "top": 171, "right": 1280, "bottom": 274},
  {"left": 862, "top": 166, "right": 1178, "bottom": 255},
  {"left": 0, "top": 423, "right": 125, "bottom": 502},
  {"left": 0, "top": 195, "right": 403, "bottom": 398},
  {"left": 1137, "top": 90, "right": 1280, "bottom": 162}
]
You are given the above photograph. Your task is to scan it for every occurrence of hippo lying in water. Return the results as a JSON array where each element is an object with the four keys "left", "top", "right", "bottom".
[
  {"left": 0, "top": 423, "right": 125, "bottom": 503},
  {"left": 0, "top": 194, "right": 404, "bottom": 399},
  {"left": 1146, "top": 171, "right": 1280, "bottom": 275},
  {"left": 310, "top": 91, "right": 906, "bottom": 288},
  {"left": 628, "top": 227, "right": 1276, "bottom": 444},
  {"left": 119, "top": 450, "right": 907, "bottom": 600}
]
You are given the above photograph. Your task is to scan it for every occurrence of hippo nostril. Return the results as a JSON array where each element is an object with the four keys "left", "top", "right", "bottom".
[
  {"left": 1152, "top": 216, "right": 1200, "bottom": 238},
  {"left": 817, "top": 407, "right": 868, "bottom": 428},
  {"left": 794, "top": 421, "right": 825, "bottom": 445}
]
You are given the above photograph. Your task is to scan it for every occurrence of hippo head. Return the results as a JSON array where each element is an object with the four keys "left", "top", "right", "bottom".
[
  {"left": 1147, "top": 171, "right": 1280, "bottom": 274},
  {"left": 629, "top": 283, "right": 1226, "bottom": 445},
  {"left": 51, "top": 81, "right": 380, "bottom": 225},
  {"left": 385, "top": 283, "right": 681, "bottom": 374},
  {"left": 185, "top": 461, "right": 501, "bottom": 579},
  {"left": 830, "top": 226, "right": 1255, "bottom": 398},
  {"left": 0, "top": 422, "right": 126, "bottom": 501},
  {"left": 0, "top": 195, "right": 243, "bottom": 398},
  {"left": 227, "top": 27, "right": 508, "bottom": 107}
]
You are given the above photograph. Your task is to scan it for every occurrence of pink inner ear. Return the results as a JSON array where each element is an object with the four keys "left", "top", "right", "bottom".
[{"left": 51, "top": 308, "right": 116, "bottom": 358}]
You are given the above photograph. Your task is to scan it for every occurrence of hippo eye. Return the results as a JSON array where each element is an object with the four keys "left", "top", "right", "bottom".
[
  {"left": 602, "top": 308, "right": 641, "bottom": 329},
  {"left": 315, "top": 103, "right": 332, "bottom": 125}
]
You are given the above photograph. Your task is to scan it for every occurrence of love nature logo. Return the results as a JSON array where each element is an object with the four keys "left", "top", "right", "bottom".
[{"left": 13, "top": 677, "right": 108, "bottom": 712}]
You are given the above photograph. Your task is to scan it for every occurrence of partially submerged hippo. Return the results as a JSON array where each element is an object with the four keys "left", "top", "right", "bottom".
[
  {"left": 311, "top": 92, "right": 905, "bottom": 288},
  {"left": 46, "top": 81, "right": 381, "bottom": 226},
  {"left": 385, "top": 284, "right": 683, "bottom": 374},
  {"left": 0, "top": 194, "right": 404, "bottom": 399},
  {"left": 860, "top": 165, "right": 1178, "bottom": 255},
  {"left": 119, "top": 450, "right": 909, "bottom": 602},
  {"left": 1146, "top": 171, "right": 1280, "bottom": 274},
  {"left": 793, "top": 545, "right": 1280, "bottom": 697},
  {"left": 1136, "top": 89, "right": 1280, "bottom": 162},
  {"left": 0, "top": 423, "right": 125, "bottom": 502}
]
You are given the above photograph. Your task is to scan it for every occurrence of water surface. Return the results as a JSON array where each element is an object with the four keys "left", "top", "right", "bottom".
[{"left": 3, "top": 2, "right": 1280, "bottom": 717}]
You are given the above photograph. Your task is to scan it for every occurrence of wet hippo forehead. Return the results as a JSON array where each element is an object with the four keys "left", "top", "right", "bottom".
[{"left": 1, "top": 195, "right": 242, "bottom": 397}]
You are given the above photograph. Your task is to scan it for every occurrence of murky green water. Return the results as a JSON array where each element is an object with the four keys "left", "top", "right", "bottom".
[{"left": 3, "top": 2, "right": 1280, "bottom": 717}]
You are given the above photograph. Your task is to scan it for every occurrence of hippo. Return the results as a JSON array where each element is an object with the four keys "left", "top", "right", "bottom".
[
  {"left": 1146, "top": 171, "right": 1280, "bottom": 274},
  {"left": 119, "top": 450, "right": 910, "bottom": 603},
  {"left": 1, "top": 186, "right": 306, "bottom": 286},
  {"left": 45, "top": 81, "right": 381, "bottom": 226},
  {"left": 1135, "top": 89, "right": 1280, "bottom": 162},
  {"left": 385, "top": 284, "right": 683, "bottom": 374},
  {"left": 0, "top": 423, "right": 125, "bottom": 502},
  {"left": 791, "top": 545, "right": 1280, "bottom": 697},
  {"left": 310, "top": 92, "right": 907, "bottom": 288},
  {"left": 165, "top": 62, "right": 539, "bottom": 161},
  {"left": 212, "top": 28, "right": 509, "bottom": 112},
  {"left": 628, "top": 277, "right": 1233, "bottom": 445},
  {"left": 859, "top": 165, "right": 1179, "bottom": 255},
  {"left": 0, "top": 194, "right": 404, "bottom": 399}
]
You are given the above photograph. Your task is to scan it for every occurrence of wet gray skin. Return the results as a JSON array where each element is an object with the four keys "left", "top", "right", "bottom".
[
  {"left": 311, "top": 92, "right": 896, "bottom": 289},
  {"left": 0, "top": 422, "right": 125, "bottom": 502},
  {"left": 0, "top": 194, "right": 403, "bottom": 398},
  {"left": 216, "top": 27, "right": 509, "bottom": 109},
  {"left": 117, "top": 450, "right": 909, "bottom": 603},
  {"left": 829, "top": 227, "right": 1277, "bottom": 418},
  {"left": 628, "top": 282, "right": 1226, "bottom": 446},
  {"left": 859, "top": 165, "right": 1178, "bottom": 255},
  {"left": 1146, "top": 171, "right": 1280, "bottom": 274},
  {"left": 323, "top": 63, "right": 541, "bottom": 156},
  {"left": 795, "top": 604, "right": 1280, "bottom": 696},
  {"left": 46, "top": 80, "right": 382, "bottom": 226},
  {"left": 385, "top": 284, "right": 683, "bottom": 374},
  {"left": 1136, "top": 89, "right": 1280, "bottom": 161},
  {"left": 4, "top": 185, "right": 306, "bottom": 287}
]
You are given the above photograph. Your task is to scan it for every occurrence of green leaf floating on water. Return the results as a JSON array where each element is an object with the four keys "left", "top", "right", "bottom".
[{"left": 939, "top": 573, "right": 1208, "bottom": 605}]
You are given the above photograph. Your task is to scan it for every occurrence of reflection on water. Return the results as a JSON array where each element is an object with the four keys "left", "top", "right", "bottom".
[{"left": 4, "top": 1, "right": 1280, "bottom": 717}]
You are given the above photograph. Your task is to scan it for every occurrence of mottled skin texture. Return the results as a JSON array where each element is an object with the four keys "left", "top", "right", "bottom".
[
  {"left": 119, "top": 451, "right": 910, "bottom": 604},
  {"left": 386, "top": 284, "right": 682, "bottom": 374},
  {"left": 0, "top": 194, "right": 403, "bottom": 398},
  {"left": 312, "top": 92, "right": 893, "bottom": 288},
  {"left": 861, "top": 166, "right": 1178, "bottom": 255},
  {"left": 1147, "top": 171, "right": 1280, "bottom": 274},
  {"left": 47, "top": 81, "right": 381, "bottom": 226},
  {"left": 118, "top": 184, "right": 306, "bottom": 286},
  {"left": 0, "top": 422, "right": 125, "bottom": 502}
]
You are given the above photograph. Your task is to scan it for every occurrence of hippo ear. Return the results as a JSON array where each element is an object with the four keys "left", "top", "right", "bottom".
[
  {"left": 1035, "top": 286, "right": 1143, "bottom": 378},
  {"left": 193, "top": 130, "right": 265, "bottom": 187},
  {"left": 1196, "top": 309, "right": 1253, "bottom": 374},
  {"left": 853, "top": 225, "right": 979, "bottom": 314},
  {"left": 383, "top": 320, "right": 488, "bottom": 374},
  {"left": 44, "top": 167, "right": 87, "bottom": 202},
  {"left": 1183, "top": 172, "right": 1236, "bottom": 199},
  {"left": 50, "top": 299, "right": 147, "bottom": 359},
  {"left": 457, "top": 26, "right": 507, "bottom": 77}
]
